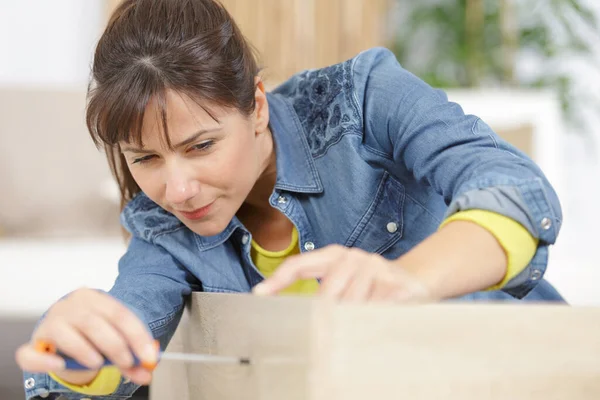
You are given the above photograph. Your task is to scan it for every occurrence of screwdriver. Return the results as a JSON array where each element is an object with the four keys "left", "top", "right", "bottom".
[{"left": 35, "top": 339, "right": 251, "bottom": 371}]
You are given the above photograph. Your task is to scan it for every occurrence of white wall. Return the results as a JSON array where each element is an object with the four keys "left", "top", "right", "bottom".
[{"left": 0, "top": 0, "right": 104, "bottom": 89}]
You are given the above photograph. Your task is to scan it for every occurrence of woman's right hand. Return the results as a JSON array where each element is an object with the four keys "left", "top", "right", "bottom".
[{"left": 15, "top": 288, "right": 158, "bottom": 386}]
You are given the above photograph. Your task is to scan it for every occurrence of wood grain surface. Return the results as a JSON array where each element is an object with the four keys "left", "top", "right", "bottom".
[
  {"left": 151, "top": 293, "right": 315, "bottom": 400},
  {"left": 311, "top": 302, "right": 600, "bottom": 400},
  {"left": 152, "top": 294, "right": 600, "bottom": 400}
]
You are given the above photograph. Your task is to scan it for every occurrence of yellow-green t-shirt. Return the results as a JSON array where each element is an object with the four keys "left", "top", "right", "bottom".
[{"left": 250, "top": 226, "right": 319, "bottom": 295}]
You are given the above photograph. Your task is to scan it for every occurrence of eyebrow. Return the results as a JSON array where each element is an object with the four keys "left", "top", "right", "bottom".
[{"left": 121, "top": 127, "right": 222, "bottom": 154}]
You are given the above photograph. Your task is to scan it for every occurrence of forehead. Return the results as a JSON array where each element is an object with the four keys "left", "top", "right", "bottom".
[
  {"left": 135, "top": 90, "right": 226, "bottom": 148},
  {"left": 144, "top": 90, "right": 221, "bottom": 130}
]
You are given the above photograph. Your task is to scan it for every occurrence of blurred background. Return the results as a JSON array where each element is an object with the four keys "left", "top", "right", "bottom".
[{"left": 1, "top": 0, "right": 599, "bottom": 398}]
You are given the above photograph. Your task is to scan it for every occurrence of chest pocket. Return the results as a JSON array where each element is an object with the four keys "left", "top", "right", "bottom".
[{"left": 345, "top": 171, "right": 405, "bottom": 254}]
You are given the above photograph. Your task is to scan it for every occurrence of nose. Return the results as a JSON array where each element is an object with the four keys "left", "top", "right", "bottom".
[{"left": 165, "top": 164, "right": 200, "bottom": 206}]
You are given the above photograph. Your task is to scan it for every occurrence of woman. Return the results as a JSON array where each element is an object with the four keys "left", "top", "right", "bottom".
[{"left": 17, "top": 0, "right": 564, "bottom": 398}]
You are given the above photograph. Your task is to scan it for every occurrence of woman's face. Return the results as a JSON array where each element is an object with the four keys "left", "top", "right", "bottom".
[{"left": 121, "top": 87, "right": 270, "bottom": 237}]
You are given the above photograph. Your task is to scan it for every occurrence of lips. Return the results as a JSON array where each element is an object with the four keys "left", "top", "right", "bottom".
[{"left": 177, "top": 202, "right": 213, "bottom": 221}]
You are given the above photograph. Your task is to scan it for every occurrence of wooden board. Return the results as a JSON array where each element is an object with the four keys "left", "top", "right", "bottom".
[
  {"left": 152, "top": 294, "right": 315, "bottom": 400},
  {"left": 151, "top": 293, "right": 600, "bottom": 400},
  {"left": 149, "top": 307, "right": 190, "bottom": 400},
  {"left": 311, "top": 302, "right": 600, "bottom": 400}
]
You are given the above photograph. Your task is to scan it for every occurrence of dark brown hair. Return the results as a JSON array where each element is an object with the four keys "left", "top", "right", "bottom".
[{"left": 86, "top": 0, "right": 260, "bottom": 210}]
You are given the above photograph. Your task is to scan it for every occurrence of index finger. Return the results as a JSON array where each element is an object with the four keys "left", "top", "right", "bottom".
[
  {"left": 91, "top": 296, "right": 158, "bottom": 367},
  {"left": 253, "top": 262, "right": 327, "bottom": 296},
  {"left": 16, "top": 343, "right": 66, "bottom": 373},
  {"left": 252, "top": 246, "right": 347, "bottom": 295}
]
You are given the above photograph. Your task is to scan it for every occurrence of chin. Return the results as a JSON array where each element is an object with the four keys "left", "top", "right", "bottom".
[{"left": 184, "top": 219, "right": 230, "bottom": 238}]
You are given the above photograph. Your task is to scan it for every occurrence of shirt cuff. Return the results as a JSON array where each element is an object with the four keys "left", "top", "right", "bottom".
[
  {"left": 439, "top": 209, "right": 539, "bottom": 291},
  {"left": 49, "top": 366, "right": 122, "bottom": 396}
]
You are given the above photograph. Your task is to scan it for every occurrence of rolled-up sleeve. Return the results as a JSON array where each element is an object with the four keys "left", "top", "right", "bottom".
[
  {"left": 23, "top": 370, "right": 140, "bottom": 400},
  {"left": 352, "top": 47, "right": 562, "bottom": 298}
]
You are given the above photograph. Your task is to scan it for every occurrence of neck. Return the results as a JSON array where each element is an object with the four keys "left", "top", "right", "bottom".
[{"left": 242, "top": 127, "right": 278, "bottom": 214}]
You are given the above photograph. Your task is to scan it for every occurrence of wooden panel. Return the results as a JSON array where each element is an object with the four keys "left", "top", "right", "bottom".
[
  {"left": 150, "top": 309, "right": 191, "bottom": 400},
  {"left": 260, "top": 0, "right": 283, "bottom": 83},
  {"left": 151, "top": 293, "right": 314, "bottom": 400},
  {"left": 151, "top": 293, "right": 600, "bottom": 400},
  {"left": 311, "top": 303, "right": 600, "bottom": 400},
  {"left": 340, "top": 0, "right": 365, "bottom": 62},
  {"left": 291, "top": 0, "right": 317, "bottom": 76},
  {"left": 315, "top": 0, "right": 341, "bottom": 69}
]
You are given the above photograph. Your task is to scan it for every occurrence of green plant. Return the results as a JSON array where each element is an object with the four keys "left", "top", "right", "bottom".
[{"left": 392, "top": 0, "right": 599, "bottom": 130}]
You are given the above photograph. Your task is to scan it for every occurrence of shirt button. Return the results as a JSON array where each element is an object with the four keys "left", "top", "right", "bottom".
[
  {"left": 39, "top": 391, "right": 50, "bottom": 398},
  {"left": 304, "top": 242, "right": 315, "bottom": 251},
  {"left": 540, "top": 217, "right": 552, "bottom": 230},
  {"left": 24, "top": 378, "right": 35, "bottom": 389},
  {"left": 241, "top": 234, "right": 250, "bottom": 245},
  {"left": 531, "top": 269, "right": 542, "bottom": 281},
  {"left": 277, "top": 195, "right": 288, "bottom": 205},
  {"left": 386, "top": 222, "right": 398, "bottom": 233}
]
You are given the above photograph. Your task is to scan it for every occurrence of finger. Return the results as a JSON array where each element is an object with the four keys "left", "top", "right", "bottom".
[
  {"left": 121, "top": 366, "right": 153, "bottom": 386},
  {"left": 392, "top": 287, "right": 429, "bottom": 304},
  {"left": 370, "top": 283, "right": 410, "bottom": 303},
  {"left": 392, "top": 290, "right": 416, "bottom": 303},
  {"left": 91, "top": 296, "right": 157, "bottom": 366},
  {"left": 34, "top": 324, "right": 104, "bottom": 370},
  {"left": 253, "top": 263, "right": 327, "bottom": 295},
  {"left": 369, "top": 285, "right": 394, "bottom": 302},
  {"left": 253, "top": 262, "right": 328, "bottom": 296},
  {"left": 76, "top": 314, "right": 134, "bottom": 370},
  {"left": 15, "top": 344, "right": 66, "bottom": 373},
  {"left": 318, "top": 260, "right": 356, "bottom": 300},
  {"left": 253, "top": 246, "right": 348, "bottom": 295},
  {"left": 340, "top": 263, "right": 377, "bottom": 302}
]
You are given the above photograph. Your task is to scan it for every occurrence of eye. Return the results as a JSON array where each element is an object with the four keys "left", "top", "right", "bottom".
[
  {"left": 132, "top": 155, "right": 156, "bottom": 164},
  {"left": 191, "top": 140, "right": 214, "bottom": 152}
]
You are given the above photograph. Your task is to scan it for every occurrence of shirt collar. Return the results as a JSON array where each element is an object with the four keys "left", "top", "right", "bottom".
[{"left": 267, "top": 92, "right": 323, "bottom": 194}]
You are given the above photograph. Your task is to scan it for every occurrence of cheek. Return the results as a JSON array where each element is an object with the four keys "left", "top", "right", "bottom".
[
  {"left": 213, "top": 134, "right": 260, "bottom": 189},
  {"left": 127, "top": 166, "right": 162, "bottom": 200}
]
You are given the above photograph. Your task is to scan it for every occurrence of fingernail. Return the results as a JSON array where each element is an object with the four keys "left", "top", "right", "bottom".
[
  {"left": 252, "top": 283, "right": 269, "bottom": 296},
  {"left": 142, "top": 343, "right": 158, "bottom": 363},
  {"left": 141, "top": 359, "right": 158, "bottom": 371},
  {"left": 89, "top": 353, "right": 105, "bottom": 368},
  {"left": 50, "top": 358, "right": 65, "bottom": 371}
]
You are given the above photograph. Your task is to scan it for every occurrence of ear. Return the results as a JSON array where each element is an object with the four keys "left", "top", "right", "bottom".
[{"left": 253, "top": 76, "right": 269, "bottom": 135}]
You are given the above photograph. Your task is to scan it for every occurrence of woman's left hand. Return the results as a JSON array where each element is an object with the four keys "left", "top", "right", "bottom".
[{"left": 252, "top": 245, "right": 431, "bottom": 303}]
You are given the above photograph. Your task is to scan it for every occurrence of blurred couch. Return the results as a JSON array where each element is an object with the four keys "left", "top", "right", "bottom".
[{"left": 0, "top": 88, "right": 121, "bottom": 238}]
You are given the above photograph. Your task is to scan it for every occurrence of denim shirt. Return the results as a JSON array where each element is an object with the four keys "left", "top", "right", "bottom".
[{"left": 24, "top": 47, "right": 564, "bottom": 399}]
